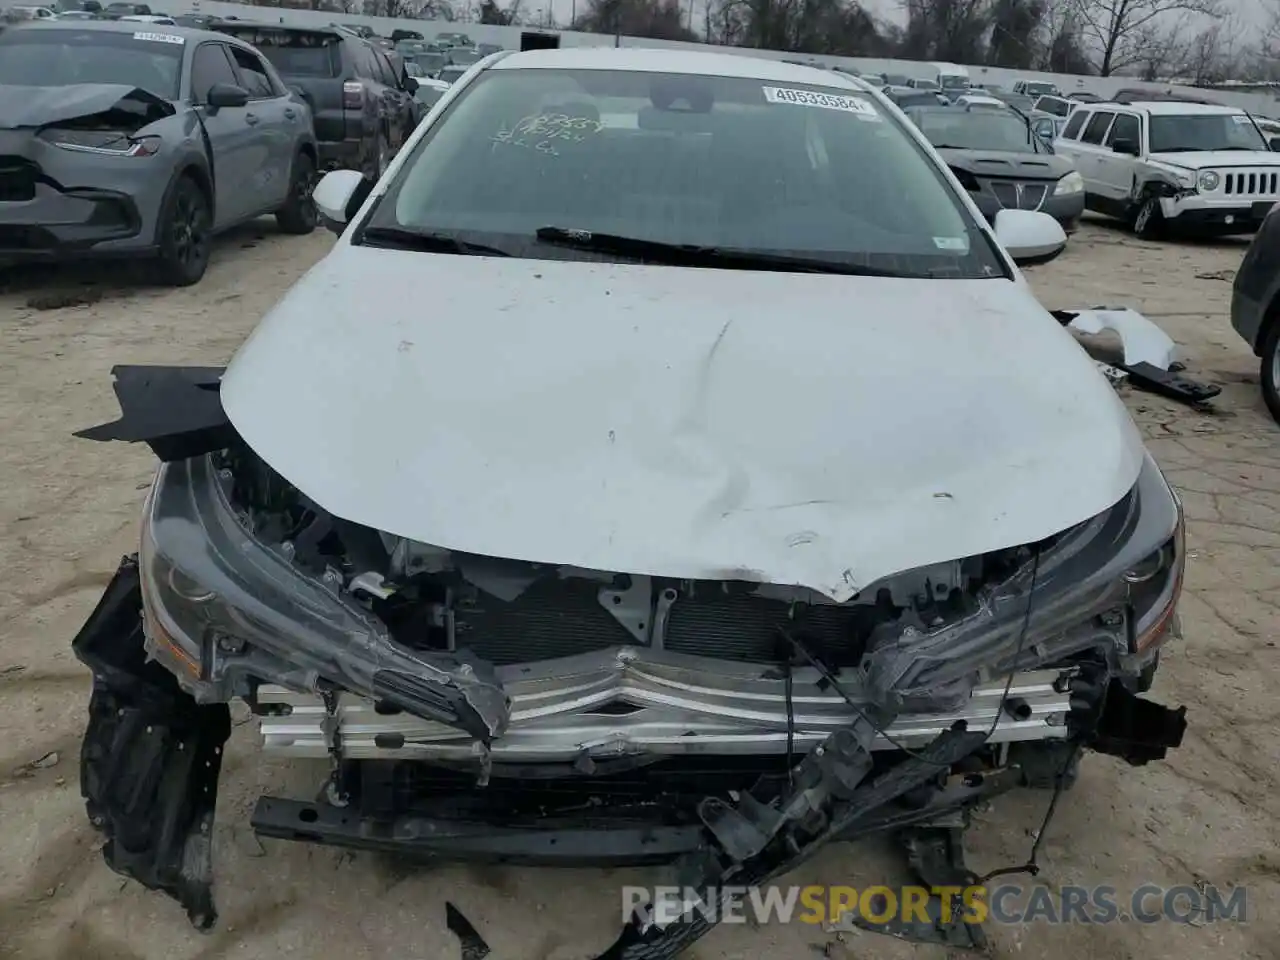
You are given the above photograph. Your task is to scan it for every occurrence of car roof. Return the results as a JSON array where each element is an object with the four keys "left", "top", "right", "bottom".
[
  {"left": 215, "top": 19, "right": 346, "bottom": 38},
  {"left": 1094, "top": 100, "right": 1244, "bottom": 116},
  {"left": 13, "top": 17, "right": 266, "bottom": 46},
  {"left": 489, "top": 46, "right": 869, "bottom": 89}
]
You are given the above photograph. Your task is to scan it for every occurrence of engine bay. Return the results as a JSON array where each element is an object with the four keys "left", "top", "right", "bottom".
[{"left": 221, "top": 443, "right": 1032, "bottom": 671}]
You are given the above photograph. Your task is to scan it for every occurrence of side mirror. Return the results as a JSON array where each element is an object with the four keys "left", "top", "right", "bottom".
[
  {"left": 206, "top": 83, "right": 249, "bottom": 110},
  {"left": 1111, "top": 137, "right": 1140, "bottom": 156},
  {"left": 403, "top": 75, "right": 419, "bottom": 93},
  {"left": 1270, "top": 137, "right": 1280, "bottom": 152},
  {"left": 313, "top": 169, "right": 373, "bottom": 236},
  {"left": 993, "top": 209, "right": 1067, "bottom": 265}
]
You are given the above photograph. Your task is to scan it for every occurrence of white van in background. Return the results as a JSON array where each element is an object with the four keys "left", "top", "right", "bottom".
[{"left": 931, "top": 62, "right": 970, "bottom": 94}]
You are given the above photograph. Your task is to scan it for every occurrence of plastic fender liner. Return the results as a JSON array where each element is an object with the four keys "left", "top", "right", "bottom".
[
  {"left": 74, "top": 365, "right": 233, "bottom": 461},
  {"left": 1090, "top": 681, "right": 1187, "bottom": 765},
  {"left": 73, "top": 555, "right": 232, "bottom": 930}
]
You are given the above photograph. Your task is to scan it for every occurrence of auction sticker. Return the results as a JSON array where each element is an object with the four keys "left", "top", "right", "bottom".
[
  {"left": 133, "top": 31, "right": 185, "bottom": 43},
  {"left": 762, "top": 86, "right": 880, "bottom": 121}
]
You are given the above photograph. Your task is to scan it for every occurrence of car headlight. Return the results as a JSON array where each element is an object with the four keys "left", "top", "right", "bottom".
[
  {"left": 1055, "top": 170, "right": 1084, "bottom": 195},
  {"left": 1197, "top": 170, "right": 1220, "bottom": 191},
  {"left": 1124, "top": 489, "right": 1185, "bottom": 654},
  {"left": 38, "top": 128, "right": 161, "bottom": 157},
  {"left": 859, "top": 455, "right": 1183, "bottom": 706},
  {"left": 138, "top": 454, "right": 508, "bottom": 738}
]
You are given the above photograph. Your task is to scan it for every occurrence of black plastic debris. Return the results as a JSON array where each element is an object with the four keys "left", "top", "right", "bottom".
[{"left": 447, "top": 902, "right": 492, "bottom": 960}]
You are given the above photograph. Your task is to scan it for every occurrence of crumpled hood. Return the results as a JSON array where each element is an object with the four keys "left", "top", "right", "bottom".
[
  {"left": 220, "top": 246, "right": 1145, "bottom": 603},
  {"left": 939, "top": 147, "right": 1074, "bottom": 181},
  {"left": 1149, "top": 150, "right": 1280, "bottom": 170},
  {"left": 0, "top": 84, "right": 174, "bottom": 130}
]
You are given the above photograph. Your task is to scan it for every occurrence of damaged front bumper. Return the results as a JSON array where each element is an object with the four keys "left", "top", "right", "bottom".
[{"left": 75, "top": 554, "right": 1188, "bottom": 948}]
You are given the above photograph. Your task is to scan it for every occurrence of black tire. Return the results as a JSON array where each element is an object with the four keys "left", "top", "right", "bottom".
[
  {"left": 1260, "top": 316, "right": 1280, "bottom": 425},
  {"left": 276, "top": 151, "right": 318, "bottom": 235},
  {"left": 152, "top": 175, "right": 211, "bottom": 287},
  {"left": 1132, "top": 195, "right": 1164, "bottom": 240}
]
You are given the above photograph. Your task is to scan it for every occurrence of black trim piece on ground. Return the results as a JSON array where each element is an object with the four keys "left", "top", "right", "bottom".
[{"left": 72, "top": 555, "right": 232, "bottom": 929}]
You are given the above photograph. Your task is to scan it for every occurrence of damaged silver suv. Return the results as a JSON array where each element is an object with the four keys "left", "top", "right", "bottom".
[{"left": 71, "top": 47, "right": 1187, "bottom": 958}]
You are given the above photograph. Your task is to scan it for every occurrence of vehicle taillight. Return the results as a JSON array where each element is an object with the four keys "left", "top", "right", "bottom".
[{"left": 343, "top": 81, "right": 364, "bottom": 109}]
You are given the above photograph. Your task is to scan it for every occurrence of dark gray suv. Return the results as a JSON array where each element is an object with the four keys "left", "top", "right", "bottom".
[
  {"left": 213, "top": 22, "right": 419, "bottom": 179},
  {"left": 1230, "top": 202, "right": 1280, "bottom": 423}
]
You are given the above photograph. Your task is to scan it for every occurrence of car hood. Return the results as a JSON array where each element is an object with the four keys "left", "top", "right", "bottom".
[
  {"left": 939, "top": 148, "right": 1073, "bottom": 179},
  {"left": 1149, "top": 150, "right": 1280, "bottom": 170},
  {"left": 220, "top": 246, "right": 1145, "bottom": 603},
  {"left": 0, "top": 84, "right": 175, "bottom": 130}
]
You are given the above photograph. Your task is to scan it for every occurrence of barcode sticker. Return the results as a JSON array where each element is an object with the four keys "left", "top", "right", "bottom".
[
  {"left": 133, "top": 31, "right": 185, "bottom": 44},
  {"left": 762, "top": 86, "right": 880, "bottom": 121}
]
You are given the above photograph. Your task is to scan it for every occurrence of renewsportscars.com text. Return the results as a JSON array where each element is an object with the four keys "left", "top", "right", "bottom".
[{"left": 622, "top": 883, "right": 1248, "bottom": 927}]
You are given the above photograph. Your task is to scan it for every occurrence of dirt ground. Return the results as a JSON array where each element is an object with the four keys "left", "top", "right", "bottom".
[{"left": 0, "top": 218, "right": 1277, "bottom": 960}]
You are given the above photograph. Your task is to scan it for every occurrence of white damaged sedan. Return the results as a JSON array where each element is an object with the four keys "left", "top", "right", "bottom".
[{"left": 71, "top": 48, "right": 1187, "bottom": 955}]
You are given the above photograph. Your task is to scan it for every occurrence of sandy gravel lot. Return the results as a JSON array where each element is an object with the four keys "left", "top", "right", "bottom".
[{"left": 1, "top": 218, "right": 1277, "bottom": 960}]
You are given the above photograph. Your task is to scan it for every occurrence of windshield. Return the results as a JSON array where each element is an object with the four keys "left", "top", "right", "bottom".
[
  {"left": 938, "top": 76, "right": 968, "bottom": 90},
  {"left": 1149, "top": 114, "right": 1268, "bottom": 152},
  {"left": 911, "top": 109, "right": 1040, "bottom": 153},
  {"left": 0, "top": 28, "right": 183, "bottom": 97},
  {"left": 1035, "top": 97, "right": 1070, "bottom": 117},
  {"left": 415, "top": 85, "right": 445, "bottom": 108},
  {"left": 414, "top": 52, "right": 446, "bottom": 72},
  {"left": 226, "top": 29, "right": 342, "bottom": 78},
  {"left": 365, "top": 68, "right": 1004, "bottom": 279}
]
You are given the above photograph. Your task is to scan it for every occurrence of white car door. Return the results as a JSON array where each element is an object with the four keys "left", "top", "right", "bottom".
[
  {"left": 1071, "top": 109, "right": 1117, "bottom": 197},
  {"left": 1094, "top": 111, "right": 1142, "bottom": 205}
]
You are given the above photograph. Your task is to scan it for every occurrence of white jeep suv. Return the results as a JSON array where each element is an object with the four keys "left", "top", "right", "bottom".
[{"left": 1054, "top": 99, "right": 1280, "bottom": 237}]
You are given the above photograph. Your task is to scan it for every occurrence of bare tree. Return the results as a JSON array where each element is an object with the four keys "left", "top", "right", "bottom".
[
  {"left": 1130, "top": 19, "right": 1186, "bottom": 79},
  {"left": 1067, "top": 0, "right": 1219, "bottom": 75},
  {"left": 987, "top": 0, "right": 1047, "bottom": 68},
  {"left": 575, "top": 0, "right": 699, "bottom": 40},
  {"left": 478, "top": 0, "right": 523, "bottom": 21},
  {"left": 705, "top": 0, "right": 888, "bottom": 54},
  {"left": 1177, "top": 14, "right": 1239, "bottom": 83},
  {"left": 899, "top": 0, "right": 990, "bottom": 63},
  {"left": 1037, "top": 0, "right": 1092, "bottom": 71}
]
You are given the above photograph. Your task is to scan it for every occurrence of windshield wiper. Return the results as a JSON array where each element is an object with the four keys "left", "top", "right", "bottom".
[
  {"left": 359, "top": 226, "right": 510, "bottom": 257},
  {"left": 535, "top": 227, "right": 931, "bottom": 278}
]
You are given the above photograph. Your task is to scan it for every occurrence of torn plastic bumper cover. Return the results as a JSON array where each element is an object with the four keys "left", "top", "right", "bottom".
[
  {"left": 75, "top": 562, "right": 1187, "bottom": 952},
  {"left": 73, "top": 555, "right": 230, "bottom": 930}
]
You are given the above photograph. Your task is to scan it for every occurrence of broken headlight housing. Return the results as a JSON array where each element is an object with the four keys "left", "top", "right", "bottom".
[
  {"left": 39, "top": 128, "right": 162, "bottom": 157},
  {"left": 138, "top": 454, "right": 508, "bottom": 736},
  {"left": 860, "top": 454, "right": 1183, "bottom": 708},
  {"left": 1123, "top": 487, "right": 1184, "bottom": 656}
]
